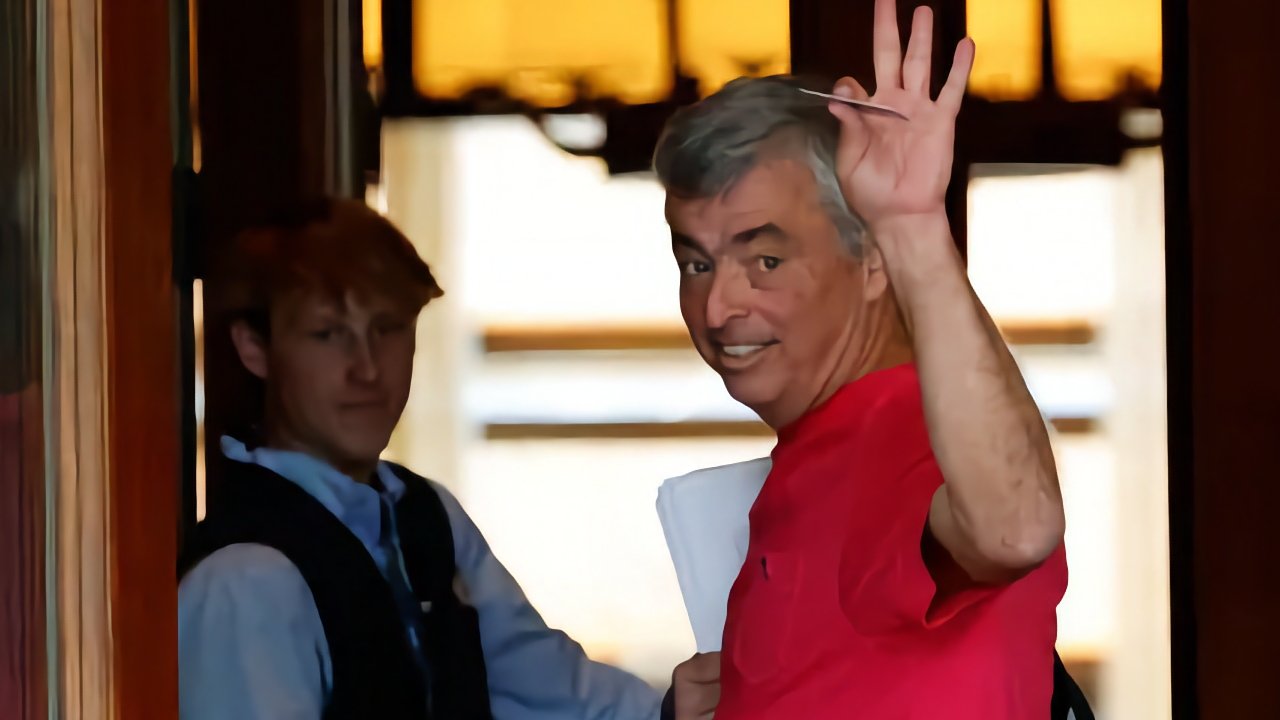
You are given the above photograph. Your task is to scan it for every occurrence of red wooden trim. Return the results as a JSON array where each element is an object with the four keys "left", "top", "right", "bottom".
[
  {"left": 101, "top": 0, "right": 179, "bottom": 716},
  {"left": 0, "top": 385, "right": 48, "bottom": 720}
]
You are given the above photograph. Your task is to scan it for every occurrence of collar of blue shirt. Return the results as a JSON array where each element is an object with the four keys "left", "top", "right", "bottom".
[{"left": 220, "top": 435, "right": 407, "bottom": 553}]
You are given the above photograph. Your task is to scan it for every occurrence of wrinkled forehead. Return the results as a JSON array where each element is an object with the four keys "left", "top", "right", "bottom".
[{"left": 664, "top": 157, "right": 824, "bottom": 239}]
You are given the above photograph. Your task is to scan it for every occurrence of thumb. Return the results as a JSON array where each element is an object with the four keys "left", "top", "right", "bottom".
[
  {"left": 832, "top": 75, "right": 871, "bottom": 101},
  {"left": 830, "top": 102, "right": 872, "bottom": 179}
]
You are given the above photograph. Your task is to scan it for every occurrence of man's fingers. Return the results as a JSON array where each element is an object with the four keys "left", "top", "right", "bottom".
[
  {"left": 902, "top": 5, "right": 934, "bottom": 95},
  {"left": 676, "top": 652, "right": 721, "bottom": 684},
  {"left": 937, "top": 37, "right": 975, "bottom": 113},
  {"left": 873, "top": 0, "right": 903, "bottom": 92},
  {"left": 832, "top": 75, "right": 871, "bottom": 101},
  {"left": 673, "top": 653, "right": 721, "bottom": 720}
]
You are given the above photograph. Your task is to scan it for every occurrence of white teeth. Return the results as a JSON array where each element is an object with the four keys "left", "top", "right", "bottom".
[{"left": 723, "top": 345, "right": 766, "bottom": 357}]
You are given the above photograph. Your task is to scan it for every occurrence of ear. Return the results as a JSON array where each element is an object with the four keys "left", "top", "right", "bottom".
[
  {"left": 230, "top": 320, "right": 270, "bottom": 380},
  {"left": 860, "top": 245, "right": 891, "bottom": 301}
]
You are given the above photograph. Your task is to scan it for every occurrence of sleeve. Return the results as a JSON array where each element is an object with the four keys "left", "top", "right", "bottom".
[
  {"left": 838, "top": 458, "right": 1003, "bottom": 636},
  {"left": 178, "top": 544, "right": 331, "bottom": 720},
  {"left": 431, "top": 482, "right": 664, "bottom": 720}
]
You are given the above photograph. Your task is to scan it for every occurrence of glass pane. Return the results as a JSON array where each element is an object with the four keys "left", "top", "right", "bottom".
[
  {"left": 1056, "top": 0, "right": 1161, "bottom": 100},
  {"left": 449, "top": 116, "right": 680, "bottom": 326},
  {"left": 967, "top": 0, "right": 1162, "bottom": 101},
  {"left": 678, "top": 0, "right": 789, "bottom": 94},
  {"left": 968, "top": 167, "right": 1115, "bottom": 323},
  {"left": 966, "top": 151, "right": 1169, "bottom": 717},
  {"left": 459, "top": 437, "right": 776, "bottom": 682},
  {"left": 967, "top": 0, "right": 1040, "bottom": 100},
  {"left": 413, "top": 0, "right": 671, "bottom": 106}
]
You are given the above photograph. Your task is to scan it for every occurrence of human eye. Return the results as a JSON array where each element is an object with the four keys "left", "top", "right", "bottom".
[
  {"left": 757, "top": 255, "right": 782, "bottom": 272},
  {"left": 680, "top": 259, "right": 713, "bottom": 276}
]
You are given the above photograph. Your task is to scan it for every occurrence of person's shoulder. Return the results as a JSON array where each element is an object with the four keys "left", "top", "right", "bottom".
[
  {"left": 857, "top": 364, "right": 933, "bottom": 472},
  {"left": 180, "top": 543, "right": 313, "bottom": 608},
  {"left": 865, "top": 363, "right": 925, "bottom": 417},
  {"left": 384, "top": 463, "right": 461, "bottom": 505}
]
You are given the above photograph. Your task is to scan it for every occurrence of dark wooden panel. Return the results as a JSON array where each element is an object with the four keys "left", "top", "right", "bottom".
[
  {"left": 195, "top": 0, "right": 343, "bottom": 503},
  {"left": 1165, "top": 0, "right": 1280, "bottom": 717},
  {"left": 0, "top": 387, "right": 46, "bottom": 720},
  {"left": 0, "top": 0, "right": 48, "bottom": 714},
  {"left": 101, "top": 0, "right": 180, "bottom": 716},
  {"left": 1161, "top": 3, "right": 1196, "bottom": 716}
]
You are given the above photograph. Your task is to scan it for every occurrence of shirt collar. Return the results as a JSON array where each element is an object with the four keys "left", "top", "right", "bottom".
[
  {"left": 220, "top": 435, "right": 406, "bottom": 551},
  {"left": 774, "top": 362, "right": 918, "bottom": 450}
]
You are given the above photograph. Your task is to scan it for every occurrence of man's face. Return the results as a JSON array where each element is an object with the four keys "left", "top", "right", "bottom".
[
  {"left": 235, "top": 289, "right": 418, "bottom": 475},
  {"left": 666, "top": 157, "right": 881, "bottom": 427}
]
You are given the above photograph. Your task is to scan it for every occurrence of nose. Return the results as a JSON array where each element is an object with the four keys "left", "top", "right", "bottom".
[
  {"left": 348, "top": 337, "right": 380, "bottom": 384},
  {"left": 705, "top": 266, "right": 749, "bottom": 329}
]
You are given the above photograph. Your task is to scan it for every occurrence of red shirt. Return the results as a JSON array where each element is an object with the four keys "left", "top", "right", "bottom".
[{"left": 717, "top": 364, "right": 1067, "bottom": 719}]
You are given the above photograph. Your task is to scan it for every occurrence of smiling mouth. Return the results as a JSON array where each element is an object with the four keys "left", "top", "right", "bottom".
[{"left": 714, "top": 341, "right": 778, "bottom": 364}]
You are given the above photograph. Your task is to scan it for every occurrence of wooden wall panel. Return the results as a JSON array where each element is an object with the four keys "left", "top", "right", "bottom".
[
  {"left": 101, "top": 0, "right": 180, "bottom": 717},
  {"left": 196, "top": 0, "right": 337, "bottom": 509},
  {"left": 1164, "top": 0, "right": 1280, "bottom": 717},
  {"left": 1, "top": 0, "right": 49, "bottom": 715},
  {"left": 0, "top": 387, "right": 46, "bottom": 720}
]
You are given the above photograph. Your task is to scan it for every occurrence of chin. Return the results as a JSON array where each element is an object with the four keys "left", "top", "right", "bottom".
[
  {"left": 334, "top": 432, "right": 393, "bottom": 466},
  {"left": 721, "top": 374, "right": 783, "bottom": 420}
]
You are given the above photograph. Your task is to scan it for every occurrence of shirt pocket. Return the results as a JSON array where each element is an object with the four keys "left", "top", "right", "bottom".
[{"left": 726, "top": 550, "right": 802, "bottom": 685}]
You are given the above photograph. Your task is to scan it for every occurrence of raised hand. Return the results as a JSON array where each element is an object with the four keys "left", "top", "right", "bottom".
[{"left": 827, "top": 0, "right": 975, "bottom": 226}]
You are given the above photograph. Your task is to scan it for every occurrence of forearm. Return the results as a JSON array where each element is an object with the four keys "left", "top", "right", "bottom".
[{"left": 872, "top": 212, "right": 1064, "bottom": 582}]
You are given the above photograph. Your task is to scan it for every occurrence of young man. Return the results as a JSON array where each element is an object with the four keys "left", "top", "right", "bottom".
[
  {"left": 178, "top": 198, "right": 662, "bottom": 719},
  {"left": 657, "top": 1, "right": 1078, "bottom": 717}
]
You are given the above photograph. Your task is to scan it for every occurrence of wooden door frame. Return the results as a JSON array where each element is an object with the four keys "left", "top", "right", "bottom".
[
  {"left": 1164, "top": 0, "right": 1280, "bottom": 717},
  {"left": 102, "top": 0, "right": 180, "bottom": 716},
  {"left": 41, "top": 0, "right": 180, "bottom": 716}
]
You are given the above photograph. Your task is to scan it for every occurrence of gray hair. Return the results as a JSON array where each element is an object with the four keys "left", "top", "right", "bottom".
[{"left": 652, "top": 75, "right": 868, "bottom": 257}]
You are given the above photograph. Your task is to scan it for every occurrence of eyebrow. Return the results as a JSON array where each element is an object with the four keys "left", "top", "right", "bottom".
[
  {"left": 732, "top": 222, "right": 787, "bottom": 245},
  {"left": 671, "top": 232, "right": 707, "bottom": 254},
  {"left": 672, "top": 223, "right": 786, "bottom": 253}
]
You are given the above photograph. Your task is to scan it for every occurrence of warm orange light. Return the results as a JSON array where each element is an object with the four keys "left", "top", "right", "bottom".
[
  {"left": 967, "top": 0, "right": 1161, "bottom": 101},
  {"left": 413, "top": 0, "right": 671, "bottom": 107},
  {"left": 968, "top": 0, "right": 1040, "bottom": 100},
  {"left": 678, "top": 0, "right": 789, "bottom": 95},
  {"left": 363, "top": 0, "right": 383, "bottom": 71},
  {"left": 1055, "top": 0, "right": 1161, "bottom": 100}
]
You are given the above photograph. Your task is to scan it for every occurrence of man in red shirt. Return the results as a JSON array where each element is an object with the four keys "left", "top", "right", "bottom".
[{"left": 653, "top": 1, "right": 1071, "bottom": 717}]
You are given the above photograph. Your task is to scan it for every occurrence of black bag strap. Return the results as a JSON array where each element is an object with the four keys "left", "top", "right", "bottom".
[{"left": 1051, "top": 650, "right": 1096, "bottom": 720}]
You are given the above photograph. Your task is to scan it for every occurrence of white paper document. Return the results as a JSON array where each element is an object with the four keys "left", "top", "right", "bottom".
[
  {"left": 796, "top": 88, "right": 910, "bottom": 120},
  {"left": 656, "top": 457, "right": 772, "bottom": 653}
]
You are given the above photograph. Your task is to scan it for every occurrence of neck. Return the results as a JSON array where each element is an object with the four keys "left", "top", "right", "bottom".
[
  {"left": 262, "top": 423, "right": 378, "bottom": 484},
  {"left": 760, "top": 295, "right": 913, "bottom": 430}
]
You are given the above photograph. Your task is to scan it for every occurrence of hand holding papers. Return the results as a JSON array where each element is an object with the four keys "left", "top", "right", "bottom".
[{"left": 656, "top": 458, "right": 771, "bottom": 653}]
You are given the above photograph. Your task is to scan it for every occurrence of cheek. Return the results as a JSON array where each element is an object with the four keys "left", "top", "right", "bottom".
[
  {"left": 380, "top": 340, "right": 417, "bottom": 387},
  {"left": 678, "top": 285, "right": 707, "bottom": 331},
  {"left": 751, "top": 287, "right": 804, "bottom": 333},
  {"left": 271, "top": 346, "right": 336, "bottom": 401}
]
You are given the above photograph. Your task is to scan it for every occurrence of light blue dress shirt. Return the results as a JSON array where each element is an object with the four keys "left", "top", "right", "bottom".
[{"left": 178, "top": 437, "right": 662, "bottom": 720}]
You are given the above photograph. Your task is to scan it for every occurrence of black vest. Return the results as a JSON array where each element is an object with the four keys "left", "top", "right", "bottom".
[{"left": 179, "top": 459, "right": 493, "bottom": 720}]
